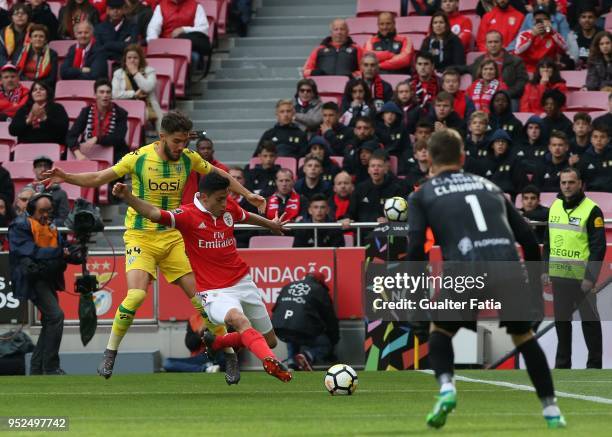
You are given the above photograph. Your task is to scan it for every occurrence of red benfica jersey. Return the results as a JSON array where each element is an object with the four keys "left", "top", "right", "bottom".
[{"left": 158, "top": 195, "right": 250, "bottom": 291}]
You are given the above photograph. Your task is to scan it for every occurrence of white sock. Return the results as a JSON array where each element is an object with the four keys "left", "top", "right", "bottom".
[
  {"left": 542, "top": 405, "right": 561, "bottom": 418},
  {"left": 440, "top": 382, "right": 456, "bottom": 394}
]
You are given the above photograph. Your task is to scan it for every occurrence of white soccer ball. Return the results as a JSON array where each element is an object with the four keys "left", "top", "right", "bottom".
[
  {"left": 383, "top": 196, "right": 408, "bottom": 222},
  {"left": 324, "top": 364, "right": 358, "bottom": 395}
]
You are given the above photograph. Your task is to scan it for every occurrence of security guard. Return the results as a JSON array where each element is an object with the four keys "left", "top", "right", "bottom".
[{"left": 543, "top": 167, "right": 606, "bottom": 368}]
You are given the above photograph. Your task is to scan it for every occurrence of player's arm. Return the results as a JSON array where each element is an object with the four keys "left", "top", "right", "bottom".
[
  {"left": 243, "top": 211, "right": 289, "bottom": 236},
  {"left": 41, "top": 166, "right": 118, "bottom": 188},
  {"left": 112, "top": 182, "right": 162, "bottom": 223}
]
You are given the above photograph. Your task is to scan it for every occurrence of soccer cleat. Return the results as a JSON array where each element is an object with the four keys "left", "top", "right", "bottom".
[
  {"left": 426, "top": 390, "right": 457, "bottom": 429},
  {"left": 262, "top": 357, "right": 293, "bottom": 382},
  {"left": 97, "top": 349, "right": 117, "bottom": 379},
  {"left": 202, "top": 331, "right": 217, "bottom": 359},
  {"left": 545, "top": 415, "right": 567, "bottom": 429},
  {"left": 224, "top": 352, "right": 241, "bottom": 385},
  {"left": 294, "top": 353, "right": 313, "bottom": 371}
]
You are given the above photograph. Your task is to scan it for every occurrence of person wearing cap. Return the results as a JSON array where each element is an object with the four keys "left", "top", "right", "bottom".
[
  {"left": 0, "top": 63, "right": 29, "bottom": 121},
  {"left": 510, "top": 0, "right": 570, "bottom": 51},
  {"left": 60, "top": 20, "right": 108, "bottom": 80},
  {"left": 515, "top": 6, "right": 568, "bottom": 74},
  {"left": 94, "top": 0, "right": 138, "bottom": 63},
  {"left": 25, "top": 155, "right": 70, "bottom": 226},
  {"left": 0, "top": 3, "right": 32, "bottom": 66},
  {"left": 9, "top": 79, "right": 69, "bottom": 145},
  {"left": 297, "top": 136, "right": 340, "bottom": 183}
]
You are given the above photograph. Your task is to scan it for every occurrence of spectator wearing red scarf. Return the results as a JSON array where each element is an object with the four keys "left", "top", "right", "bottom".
[
  {"left": 66, "top": 78, "right": 128, "bottom": 163},
  {"left": 60, "top": 20, "right": 108, "bottom": 80},
  {"left": 441, "top": 68, "right": 475, "bottom": 120},
  {"left": 266, "top": 169, "right": 307, "bottom": 222},
  {"left": 0, "top": 63, "right": 29, "bottom": 121},
  {"left": 410, "top": 51, "right": 440, "bottom": 108},
  {"left": 466, "top": 60, "right": 508, "bottom": 113},
  {"left": 358, "top": 53, "right": 393, "bottom": 113}
]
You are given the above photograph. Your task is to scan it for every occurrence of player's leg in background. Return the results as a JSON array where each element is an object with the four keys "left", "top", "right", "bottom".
[
  {"left": 551, "top": 279, "right": 577, "bottom": 368},
  {"left": 426, "top": 323, "right": 458, "bottom": 429},
  {"left": 576, "top": 291, "right": 602, "bottom": 369},
  {"left": 510, "top": 328, "right": 566, "bottom": 428},
  {"left": 174, "top": 274, "right": 241, "bottom": 385}
]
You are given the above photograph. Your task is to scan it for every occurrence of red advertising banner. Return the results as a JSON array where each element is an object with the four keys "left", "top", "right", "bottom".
[
  {"left": 158, "top": 248, "right": 335, "bottom": 321},
  {"left": 335, "top": 248, "right": 365, "bottom": 319},
  {"left": 58, "top": 256, "right": 154, "bottom": 322}
]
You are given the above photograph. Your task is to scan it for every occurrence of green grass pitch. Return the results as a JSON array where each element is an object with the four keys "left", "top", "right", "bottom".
[{"left": 1, "top": 370, "right": 611, "bottom": 436}]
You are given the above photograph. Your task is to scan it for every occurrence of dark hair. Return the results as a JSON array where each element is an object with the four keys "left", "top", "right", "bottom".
[
  {"left": 259, "top": 140, "right": 277, "bottom": 155},
  {"left": 414, "top": 139, "right": 428, "bottom": 151},
  {"left": 415, "top": 119, "right": 434, "bottom": 131},
  {"left": 540, "top": 88, "right": 566, "bottom": 108},
  {"left": 199, "top": 171, "right": 230, "bottom": 194},
  {"left": 28, "top": 79, "right": 54, "bottom": 104},
  {"left": 573, "top": 112, "right": 591, "bottom": 124},
  {"left": 295, "top": 78, "right": 319, "bottom": 99},
  {"left": 28, "top": 23, "right": 49, "bottom": 40},
  {"left": 309, "top": 193, "right": 328, "bottom": 203},
  {"left": 228, "top": 165, "right": 244, "bottom": 175},
  {"left": 343, "top": 78, "right": 373, "bottom": 110},
  {"left": 353, "top": 115, "right": 374, "bottom": 128},
  {"left": 26, "top": 193, "right": 53, "bottom": 216},
  {"left": 429, "top": 11, "right": 451, "bottom": 39},
  {"left": 549, "top": 129, "right": 569, "bottom": 144},
  {"left": 591, "top": 122, "right": 610, "bottom": 136},
  {"left": 530, "top": 58, "right": 563, "bottom": 85},
  {"left": 476, "top": 59, "right": 500, "bottom": 81},
  {"left": 10, "top": 2, "right": 31, "bottom": 19},
  {"left": 521, "top": 184, "right": 541, "bottom": 197},
  {"left": 122, "top": 44, "right": 147, "bottom": 71},
  {"left": 415, "top": 50, "right": 435, "bottom": 64},
  {"left": 588, "top": 31, "right": 612, "bottom": 64},
  {"left": 435, "top": 91, "right": 454, "bottom": 104},
  {"left": 196, "top": 136, "right": 214, "bottom": 148},
  {"left": 559, "top": 166, "right": 581, "bottom": 180},
  {"left": 94, "top": 78, "right": 112, "bottom": 92},
  {"left": 322, "top": 101, "right": 339, "bottom": 112},
  {"left": 161, "top": 111, "right": 193, "bottom": 134},
  {"left": 427, "top": 129, "right": 463, "bottom": 166},
  {"left": 370, "top": 149, "right": 389, "bottom": 163}
]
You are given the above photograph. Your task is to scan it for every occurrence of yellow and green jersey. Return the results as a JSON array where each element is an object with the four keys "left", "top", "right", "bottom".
[{"left": 112, "top": 142, "right": 212, "bottom": 230}]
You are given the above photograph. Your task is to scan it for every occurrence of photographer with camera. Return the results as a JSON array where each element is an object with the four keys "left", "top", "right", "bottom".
[
  {"left": 7, "top": 193, "right": 81, "bottom": 375},
  {"left": 515, "top": 7, "right": 568, "bottom": 74}
]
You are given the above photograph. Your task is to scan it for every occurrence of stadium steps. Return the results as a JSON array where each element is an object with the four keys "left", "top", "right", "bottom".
[{"left": 185, "top": 0, "right": 357, "bottom": 163}]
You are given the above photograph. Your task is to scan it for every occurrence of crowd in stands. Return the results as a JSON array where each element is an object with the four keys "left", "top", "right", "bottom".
[{"left": 0, "top": 0, "right": 610, "bottom": 249}]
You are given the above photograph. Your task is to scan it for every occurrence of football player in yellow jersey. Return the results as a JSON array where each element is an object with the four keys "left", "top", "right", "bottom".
[{"left": 42, "top": 111, "right": 265, "bottom": 383}]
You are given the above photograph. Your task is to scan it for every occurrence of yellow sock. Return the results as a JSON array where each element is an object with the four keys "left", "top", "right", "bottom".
[
  {"left": 189, "top": 295, "right": 228, "bottom": 337},
  {"left": 107, "top": 289, "right": 147, "bottom": 350}
]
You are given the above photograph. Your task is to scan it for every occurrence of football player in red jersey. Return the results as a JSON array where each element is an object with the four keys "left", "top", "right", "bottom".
[{"left": 112, "top": 172, "right": 293, "bottom": 382}]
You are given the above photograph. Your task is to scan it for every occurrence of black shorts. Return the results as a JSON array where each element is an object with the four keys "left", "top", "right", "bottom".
[{"left": 433, "top": 320, "right": 534, "bottom": 335}]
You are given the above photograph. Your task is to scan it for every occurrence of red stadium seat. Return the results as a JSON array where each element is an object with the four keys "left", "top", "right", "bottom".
[
  {"left": 48, "top": 1, "right": 61, "bottom": 17},
  {"left": 49, "top": 40, "right": 76, "bottom": 69},
  {"left": 199, "top": 0, "right": 218, "bottom": 42},
  {"left": 114, "top": 99, "right": 146, "bottom": 150},
  {"left": 560, "top": 70, "right": 587, "bottom": 91},
  {"left": 20, "top": 80, "right": 33, "bottom": 89},
  {"left": 460, "top": 74, "right": 472, "bottom": 90},
  {"left": 396, "top": 16, "right": 431, "bottom": 35},
  {"left": 67, "top": 147, "right": 113, "bottom": 203},
  {"left": 343, "top": 234, "right": 354, "bottom": 247},
  {"left": 56, "top": 160, "right": 98, "bottom": 202},
  {"left": 217, "top": 0, "right": 229, "bottom": 35},
  {"left": 3, "top": 161, "right": 34, "bottom": 192},
  {"left": 513, "top": 112, "right": 534, "bottom": 125},
  {"left": 459, "top": 0, "right": 479, "bottom": 13},
  {"left": 147, "top": 39, "right": 191, "bottom": 98},
  {"left": 351, "top": 33, "right": 371, "bottom": 47},
  {"left": 311, "top": 76, "right": 349, "bottom": 103},
  {"left": 380, "top": 74, "right": 409, "bottom": 89},
  {"left": 537, "top": 192, "right": 559, "bottom": 207},
  {"left": 585, "top": 192, "right": 612, "bottom": 216},
  {"left": 249, "top": 157, "right": 296, "bottom": 176},
  {"left": 345, "top": 17, "right": 377, "bottom": 35},
  {"left": 389, "top": 155, "right": 398, "bottom": 175},
  {"left": 566, "top": 91, "right": 609, "bottom": 111},
  {"left": 61, "top": 100, "right": 88, "bottom": 126},
  {"left": 331, "top": 156, "right": 344, "bottom": 167},
  {"left": 590, "top": 110, "right": 608, "bottom": 119},
  {"left": 605, "top": 13, "right": 612, "bottom": 31},
  {"left": 320, "top": 95, "right": 341, "bottom": 105},
  {"left": 0, "top": 144, "right": 10, "bottom": 163},
  {"left": 13, "top": 143, "right": 61, "bottom": 162},
  {"left": 401, "top": 33, "right": 425, "bottom": 51},
  {"left": 248, "top": 236, "right": 295, "bottom": 248},
  {"left": 55, "top": 80, "right": 95, "bottom": 104},
  {"left": 466, "top": 51, "right": 484, "bottom": 64},
  {"left": 356, "top": 0, "right": 401, "bottom": 17},
  {"left": 147, "top": 58, "right": 175, "bottom": 111},
  {"left": 0, "top": 122, "right": 16, "bottom": 148}
]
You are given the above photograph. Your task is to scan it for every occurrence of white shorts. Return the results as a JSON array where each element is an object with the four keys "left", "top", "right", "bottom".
[{"left": 200, "top": 274, "right": 273, "bottom": 334}]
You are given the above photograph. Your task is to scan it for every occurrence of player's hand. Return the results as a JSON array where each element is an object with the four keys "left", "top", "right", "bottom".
[
  {"left": 269, "top": 212, "right": 290, "bottom": 235},
  {"left": 112, "top": 182, "right": 130, "bottom": 199},
  {"left": 580, "top": 279, "right": 594, "bottom": 294},
  {"left": 246, "top": 193, "right": 266, "bottom": 213},
  {"left": 40, "top": 167, "right": 67, "bottom": 187}
]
